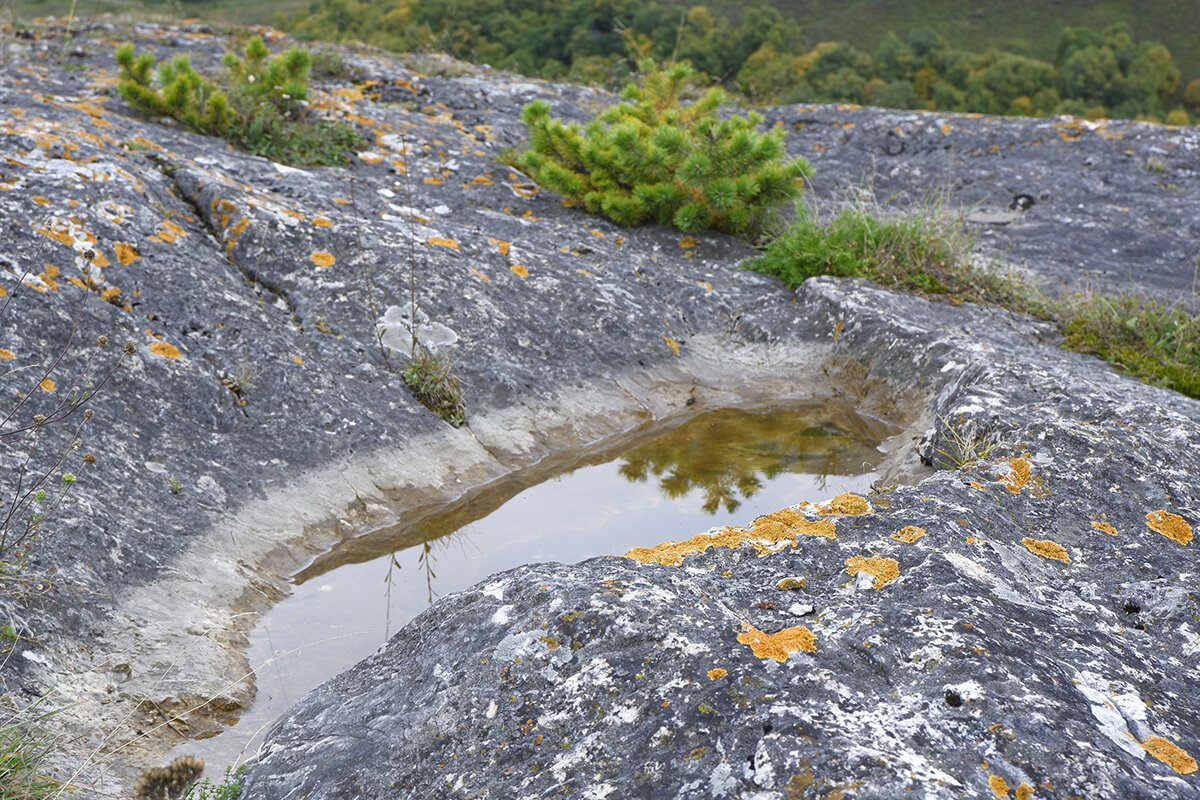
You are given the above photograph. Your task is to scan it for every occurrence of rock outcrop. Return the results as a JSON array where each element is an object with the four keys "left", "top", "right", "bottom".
[{"left": 0, "top": 17, "right": 1197, "bottom": 800}]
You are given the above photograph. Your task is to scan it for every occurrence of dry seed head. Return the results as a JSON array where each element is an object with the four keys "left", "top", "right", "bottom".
[
  {"left": 32, "top": 414, "right": 46, "bottom": 426},
  {"left": 84, "top": 409, "right": 94, "bottom": 420},
  {"left": 72, "top": 438, "right": 82, "bottom": 449},
  {"left": 83, "top": 452, "right": 97, "bottom": 465},
  {"left": 96, "top": 335, "right": 109, "bottom": 347},
  {"left": 124, "top": 341, "right": 136, "bottom": 355}
]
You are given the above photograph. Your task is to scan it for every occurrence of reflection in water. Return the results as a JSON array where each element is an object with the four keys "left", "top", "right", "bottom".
[
  {"left": 173, "top": 401, "right": 893, "bottom": 772},
  {"left": 617, "top": 408, "right": 883, "bottom": 513}
]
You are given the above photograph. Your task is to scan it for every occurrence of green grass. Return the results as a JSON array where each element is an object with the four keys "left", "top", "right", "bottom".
[
  {"left": 742, "top": 199, "right": 1200, "bottom": 400},
  {"left": 0, "top": 699, "right": 69, "bottom": 800}
]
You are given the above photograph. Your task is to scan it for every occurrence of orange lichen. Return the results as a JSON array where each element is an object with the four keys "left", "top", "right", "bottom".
[
  {"left": 510, "top": 264, "right": 529, "bottom": 277},
  {"left": 312, "top": 217, "right": 332, "bottom": 226},
  {"left": 469, "top": 267, "right": 491, "bottom": 283},
  {"left": 0, "top": 349, "right": 13, "bottom": 359},
  {"left": 892, "top": 526, "right": 928, "bottom": 543},
  {"left": 32, "top": 195, "right": 49, "bottom": 205},
  {"left": 39, "top": 378, "right": 55, "bottom": 392},
  {"left": 736, "top": 624, "right": 816, "bottom": 661},
  {"left": 112, "top": 241, "right": 139, "bottom": 265},
  {"left": 625, "top": 510, "right": 836, "bottom": 566},
  {"left": 988, "top": 774, "right": 1010, "bottom": 798},
  {"left": 1015, "top": 784, "right": 1034, "bottom": 800},
  {"left": 1000, "top": 458, "right": 1030, "bottom": 494},
  {"left": 292, "top": 355, "right": 305, "bottom": 364},
  {"left": 310, "top": 251, "right": 336, "bottom": 266},
  {"left": 844, "top": 556, "right": 900, "bottom": 589},
  {"left": 663, "top": 336, "right": 680, "bottom": 356},
  {"left": 819, "top": 493, "right": 871, "bottom": 515},
  {"left": 423, "top": 176, "right": 443, "bottom": 184},
  {"left": 707, "top": 668, "right": 727, "bottom": 680},
  {"left": 427, "top": 236, "right": 459, "bottom": 250},
  {"left": 678, "top": 236, "right": 697, "bottom": 248},
  {"left": 148, "top": 342, "right": 181, "bottom": 359},
  {"left": 1091, "top": 521, "right": 1118, "bottom": 536},
  {"left": 36, "top": 224, "right": 73, "bottom": 245},
  {"left": 1022, "top": 537, "right": 1070, "bottom": 562},
  {"left": 100, "top": 287, "right": 120, "bottom": 301},
  {"left": 1139, "top": 736, "right": 1197, "bottom": 774},
  {"left": 488, "top": 238, "right": 511, "bottom": 256},
  {"left": 1145, "top": 510, "right": 1192, "bottom": 546}
]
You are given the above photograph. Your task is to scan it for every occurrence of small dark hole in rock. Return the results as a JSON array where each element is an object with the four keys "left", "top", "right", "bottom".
[
  {"left": 1123, "top": 600, "right": 1141, "bottom": 614},
  {"left": 1133, "top": 623, "right": 1146, "bottom": 631},
  {"left": 763, "top": 724, "right": 773, "bottom": 734},
  {"left": 944, "top": 690, "right": 963, "bottom": 707}
]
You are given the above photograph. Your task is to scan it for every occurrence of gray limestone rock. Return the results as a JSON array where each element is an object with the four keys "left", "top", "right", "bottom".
[{"left": 0, "top": 18, "right": 1196, "bottom": 800}]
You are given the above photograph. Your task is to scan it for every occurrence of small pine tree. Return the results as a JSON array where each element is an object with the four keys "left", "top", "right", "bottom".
[{"left": 516, "top": 59, "right": 812, "bottom": 237}]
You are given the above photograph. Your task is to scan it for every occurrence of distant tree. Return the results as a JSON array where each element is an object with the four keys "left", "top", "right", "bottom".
[
  {"left": 872, "top": 80, "right": 921, "bottom": 110},
  {"left": 1186, "top": 78, "right": 1200, "bottom": 113},
  {"left": 967, "top": 52, "right": 1058, "bottom": 116},
  {"left": 873, "top": 31, "right": 915, "bottom": 82}
]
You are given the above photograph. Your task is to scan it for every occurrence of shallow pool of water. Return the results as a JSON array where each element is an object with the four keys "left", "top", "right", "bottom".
[{"left": 175, "top": 401, "right": 892, "bottom": 768}]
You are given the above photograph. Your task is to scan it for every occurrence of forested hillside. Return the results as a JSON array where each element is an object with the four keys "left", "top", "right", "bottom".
[{"left": 10, "top": 0, "right": 1199, "bottom": 122}]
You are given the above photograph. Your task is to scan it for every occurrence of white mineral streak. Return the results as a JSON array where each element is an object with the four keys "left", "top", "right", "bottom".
[{"left": 1073, "top": 671, "right": 1146, "bottom": 759}]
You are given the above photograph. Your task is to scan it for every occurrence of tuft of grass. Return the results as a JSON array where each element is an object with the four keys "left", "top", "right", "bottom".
[
  {"left": 934, "top": 414, "right": 1008, "bottom": 469},
  {"left": 1061, "top": 293, "right": 1200, "bottom": 397},
  {"left": 402, "top": 346, "right": 465, "bottom": 427},
  {"left": 0, "top": 697, "right": 70, "bottom": 800},
  {"left": 742, "top": 195, "right": 1200, "bottom": 400}
]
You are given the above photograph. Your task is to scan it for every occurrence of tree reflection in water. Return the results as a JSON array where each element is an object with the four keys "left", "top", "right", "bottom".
[{"left": 617, "top": 407, "right": 883, "bottom": 514}]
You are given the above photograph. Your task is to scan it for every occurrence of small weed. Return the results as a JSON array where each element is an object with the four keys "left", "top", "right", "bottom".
[
  {"left": 1145, "top": 156, "right": 1167, "bottom": 173},
  {"left": 182, "top": 765, "right": 245, "bottom": 800},
  {"left": 218, "top": 362, "right": 256, "bottom": 404},
  {"left": 0, "top": 623, "right": 16, "bottom": 641},
  {"left": 167, "top": 476, "right": 182, "bottom": 495}
]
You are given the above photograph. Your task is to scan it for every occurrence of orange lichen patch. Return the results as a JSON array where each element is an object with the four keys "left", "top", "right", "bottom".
[
  {"left": 1145, "top": 510, "right": 1192, "bottom": 546},
  {"left": 90, "top": 251, "right": 110, "bottom": 267},
  {"left": 113, "top": 242, "right": 139, "bottom": 265},
  {"left": 0, "top": 349, "right": 13, "bottom": 359},
  {"left": 707, "top": 668, "right": 727, "bottom": 680},
  {"left": 488, "top": 238, "right": 511, "bottom": 256},
  {"left": 678, "top": 236, "right": 697, "bottom": 248},
  {"left": 1139, "top": 736, "right": 1197, "bottom": 774},
  {"left": 737, "top": 624, "right": 816, "bottom": 661},
  {"left": 427, "top": 236, "right": 459, "bottom": 250},
  {"left": 310, "top": 251, "right": 336, "bottom": 267},
  {"left": 35, "top": 224, "right": 74, "bottom": 245},
  {"left": 818, "top": 493, "right": 871, "bottom": 515},
  {"left": 940, "top": 122, "right": 952, "bottom": 134},
  {"left": 1014, "top": 784, "right": 1033, "bottom": 800},
  {"left": 1091, "top": 521, "right": 1119, "bottom": 536},
  {"left": 148, "top": 342, "right": 181, "bottom": 359},
  {"left": 333, "top": 87, "right": 364, "bottom": 101},
  {"left": 892, "top": 525, "right": 928, "bottom": 543},
  {"left": 312, "top": 217, "right": 333, "bottom": 227},
  {"left": 292, "top": 355, "right": 305, "bottom": 364},
  {"left": 469, "top": 267, "right": 491, "bottom": 283},
  {"left": 988, "top": 774, "right": 1010, "bottom": 798},
  {"left": 697, "top": 281, "right": 712, "bottom": 291},
  {"left": 663, "top": 336, "right": 680, "bottom": 356},
  {"left": 1022, "top": 537, "right": 1070, "bottom": 562},
  {"left": 468, "top": 174, "right": 493, "bottom": 185},
  {"left": 31, "top": 195, "right": 50, "bottom": 205},
  {"left": 1000, "top": 458, "right": 1030, "bottom": 494},
  {"left": 100, "top": 287, "right": 120, "bottom": 301},
  {"left": 969, "top": 481, "right": 988, "bottom": 491},
  {"left": 423, "top": 176, "right": 444, "bottom": 185},
  {"left": 356, "top": 151, "right": 385, "bottom": 164},
  {"left": 510, "top": 264, "right": 529, "bottom": 277},
  {"left": 590, "top": 230, "right": 606, "bottom": 238},
  {"left": 844, "top": 556, "right": 900, "bottom": 589},
  {"left": 39, "top": 377, "right": 55, "bottom": 392}
]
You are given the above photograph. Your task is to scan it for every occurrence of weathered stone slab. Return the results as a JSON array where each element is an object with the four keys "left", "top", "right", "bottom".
[{"left": 0, "top": 18, "right": 1196, "bottom": 799}]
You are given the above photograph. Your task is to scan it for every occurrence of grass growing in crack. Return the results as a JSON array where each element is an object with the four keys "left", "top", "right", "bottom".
[
  {"left": 742, "top": 193, "right": 1200, "bottom": 400},
  {"left": 934, "top": 414, "right": 1009, "bottom": 470},
  {"left": 402, "top": 346, "right": 465, "bottom": 428},
  {"left": 182, "top": 764, "right": 245, "bottom": 800}
]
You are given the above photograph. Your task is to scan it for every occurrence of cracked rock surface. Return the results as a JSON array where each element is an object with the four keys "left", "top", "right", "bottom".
[{"left": 0, "top": 18, "right": 1196, "bottom": 800}]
